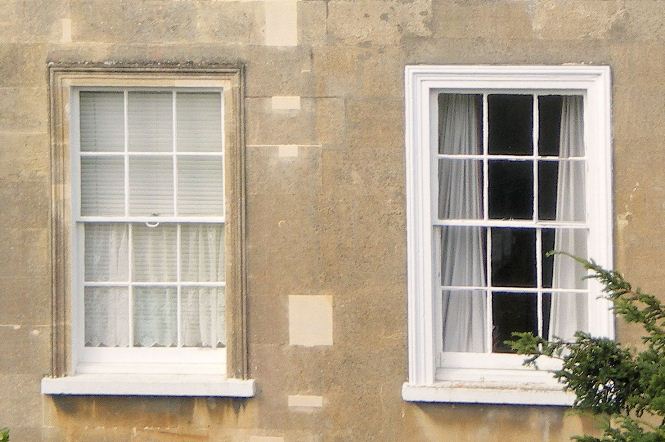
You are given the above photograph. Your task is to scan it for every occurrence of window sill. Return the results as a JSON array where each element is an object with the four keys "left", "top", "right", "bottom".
[
  {"left": 402, "top": 381, "right": 574, "bottom": 406},
  {"left": 41, "top": 374, "right": 255, "bottom": 397}
]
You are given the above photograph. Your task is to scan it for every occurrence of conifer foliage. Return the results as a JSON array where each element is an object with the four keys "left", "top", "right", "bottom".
[{"left": 509, "top": 254, "right": 665, "bottom": 441}]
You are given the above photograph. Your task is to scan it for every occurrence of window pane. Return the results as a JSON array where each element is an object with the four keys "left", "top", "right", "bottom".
[
  {"left": 547, "top": 291, "right": 588, "bottom": 341},
  {"left": 80, "top": 157, "right": 125, "bottom": 216},
  {"left": 538, "top": 95, "right": 563, "bottom": 156},
  {"left": 132, "top": 224, "right": 177, "bottom": 282},
  {"left": 80, "top": 92, "right": 124, "bottom": 152},
  {"left": 180, "top": 224, "right": 224, "bottom": 282},
  {"left": 85, "top": 224, "right": 128, "bottom": 282},
  {"left": 491, "top": 292, "right": 538, "bottom": 353},
  {"left": 488, "top": 160, "right": 533, "bottom": 220},
  {"left": 438, "top": 159, "right": 483, "bottom": 220},
  {"left": 177, "top": 93, "right": 222, "bottom": 152},
  {"left": 441, "top": 290, "right": 487, "bottom": 352},
  {"left": 84, "top": 287, "right": 129, "bottom": 347},
  {"left": 181, "top": 287, "right": 225, "bottom": 347},
  {"left": 488, "top": 95, "right": 532, "bottom": 155},
  {"left": 491, "top": 228, "right": 536, "bottom": 287},
  {"left": 538, "top": 161, "right": 558, "bottom": 221},
  {"left": 438, "top": 93, "right": 483, "bottom": 155},
  {"left": 129, "top": 157, "right": 174, "bottom": 216},
  {"left": 542, "top": 229, "right": 588, "bottom": 290},
  {"left": 177, "top": 157, "right": 224, "bottom": 216},
  {"left": 440, "top": 226, "right": 486, "bottom": 287},
  {"left": 128, "top": 92, "right": 173, "bottom": 152},
  {"left": 133, "top": 287, "right": 177, "bottom": 347}
]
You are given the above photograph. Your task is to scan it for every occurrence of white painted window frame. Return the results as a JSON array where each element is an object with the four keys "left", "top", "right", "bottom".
[{"left": 403, "top": 65, "right": 613, "bottom": 405}]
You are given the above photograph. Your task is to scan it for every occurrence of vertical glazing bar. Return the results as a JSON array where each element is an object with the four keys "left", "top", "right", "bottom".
[
  {"left": 176, "top": 224, "right": 182, "bottom": 347},
  {"left": 124, "top": 90, "right": 129, "bottom": 217},
  {"left": 536, "top": 229, "right": 543, "bottom": 339},
  {"left": 482, "top": 94, "right": 489, "bottom": 220},
  {"left": 533, "top": 95, "right": 543, "bottom": 339},
  {"left": 172, "top": 91, "right": 178, "bottom": 216},
  {"left": 128, "top": 223, "right": 134, "bottom": 347}
]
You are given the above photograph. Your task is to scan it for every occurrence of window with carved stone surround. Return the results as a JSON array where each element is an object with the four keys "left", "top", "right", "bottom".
[
  {"left": 403, "top": 65, "right": 613, "bottom": 405},
  {"left": 42, "top": 64, "right": 254, "bottom": 397}
]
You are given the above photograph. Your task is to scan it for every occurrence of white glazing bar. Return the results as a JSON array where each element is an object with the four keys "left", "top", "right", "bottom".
[
  {"left": 79, "top": 151, "right": 224, "bottom": 157},
  {"left": 76, "top": 216, "right": 225, "bottom": 224},
  {"left": 533, "top": 95, "right": 543, "bottom": 339},
  {"left": 486, "top": 228, "right": 492, "bottom": 353},
  {"left": 173, "top": 91, "right": 178, "bottom": 217},
  {"left": 128, "top": 223, "right": 134, "bottom": 347},
  {"left": 436, "top": 154, "right": 583, "bottom": 161},
  {"left": 483, "top": 93, "right": 492, "bottom": 353},
  {"left": 217, "top": 91, "right": 224, "bottom": 348},
  {"left": 441, "top": 286, "right": 587, "bottom": 294},
  {"left": 433, "top": 219, "right": 587, "bottom": 229},
  {"left": 536, "top": 228, "right": 543, "bottom": 339},
  {"left": 533, "top": 94, "right": 539, "bottom": 223},
  {"left": 176, "top": 224, "right": 182, "bottom": 347},
  {"left": 482, "top": 94, "right": 489, "bottom": 221},
  {"left": 124, "top": 90, "right": 129, "bottom": 217}
]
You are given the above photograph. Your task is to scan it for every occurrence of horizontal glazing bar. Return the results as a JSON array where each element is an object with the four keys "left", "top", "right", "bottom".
[
  {"left": 433, "top": 219, "right": 587, "bottom": 229},
  {"left": 77, "top": 216, "right": 225, "bottom": 224},
  {"left": 84, "top": 281, "right": 226, "bottom": 287},
  {"left": 440, "top": 286, "right": 588, "bottom": 294},
  {"left": 437, "top": 153, "right": 585, "bottom": 161},
  {"left": 80, "top": 151, "right": 223, "bottom": 157}
]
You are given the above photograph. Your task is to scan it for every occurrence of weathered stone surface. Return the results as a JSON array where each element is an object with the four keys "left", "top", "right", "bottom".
[{"left": 3, "top": 0, "right": 665, "bottom": 440}]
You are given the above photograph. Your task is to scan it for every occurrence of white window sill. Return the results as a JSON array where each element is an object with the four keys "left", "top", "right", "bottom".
[
  {"left": 402, "top": 381, "right": 574, "bottom": 406},
  {"left": 41, "top": 374, "right": 255, "bottom": 397}
]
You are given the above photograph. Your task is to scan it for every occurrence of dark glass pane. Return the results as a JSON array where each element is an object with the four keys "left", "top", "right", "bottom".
[
  {"left": 441, "top": 290, "right": 487, "bottom": 352},
  {"left": 488, "top": 160, "right": 533, "bottom": 220},
  {"left": 542, "top": 292, "right": 552, "bottom": 339},
  {"left": 438, "top": 94, "right": 483, "bottom": 155},
  {"left": 491, "top": 228, "right": 536, "bottom": 287},
  {"left": 492, "top": 292, "right": 538, "bottom": 353},
  {"left": 538, "top": 161, "right": 558, "bottom": 221},
  {"left": 538, "top": 95, "right": 563, "bottom": 156},
  {"left": 542, "top": 229, "right": 588, "bottom": 290},
  {"left": 438, "top": 159, "right": 484, "bottom": 220},
  {"left": 488, "top": 95, "right": 533, "bottom": 155},
  {"left": 440, "top": 227, "right": 486, "bottom": 286},
  {"left": 542, "top": 229, "right": 556, "bottom": 288}
]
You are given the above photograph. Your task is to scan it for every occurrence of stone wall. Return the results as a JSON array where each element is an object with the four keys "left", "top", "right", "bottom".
[{"left": 1, "top": 0, "right": 664, "bottom": 440}]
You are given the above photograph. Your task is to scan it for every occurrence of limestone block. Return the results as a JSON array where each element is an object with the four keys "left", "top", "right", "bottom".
[
  {"left": 0, "top": 179, "right": 50, "bottom": 229},
  {"left": 70, "top": 0, "right": 198, "bottom": 43},
  {"left": 326, "top": 0, "right": 432, "bottom": 46},
  {"left": 247, "top": 97, "right": 344, "bottom": 148},
  {"left": 431, "top": 0, "right": 533, "bottom": 41},
  {"left": 287, "top": 394, "right": 323, "bottom": 409},
  {"left": 0, "top": 228, "right": 49, "bottom": 280},
  {"left": 288, "top": 295, "right": 333, "bottom": 346},
  {"left": 0, "top": 44, "right": 47, "bottom": 87},
  {"left": 196, "top": 1, "right": 265, "bottom": 45},
  {"left": 530, "top": 0, "right": 627, "bottom": 41},
  {"left": 265, "top": 0, "right": 298, "bottom": 47},
  {"left": 621, "top": 0, "right": 665, "bottom": 41},
  {"left": 0, "top": 87, "right": 47, "bottom": 132},
  {"left": 245, "top": 46, "right": 314, "bottom": 97},
  {"left": 0, "top": 132, "right": 50, "bottom": 180},
  {"left": 246, "top": 144, "right": 322, "bottom": 196},
  {"left": 0, "top": 0, "right": 69, "bottom": 43},
  {"left": 0, "top": 374, "right": 43, "bottom": 428},
  {"left": 0, "top": 326, "right": 50, "bottom": 375},
  {"left": 0, "top": 276, "right": 51, "bottom": 325},
  {"left": 298, "top": 0, "right": 327, "bottom": 46},
  {"left": 311, "top": 46, "right": 362, "bottom": 97},
  {"left": 346, "top": 97, "right": 404, "bottom": 149}
]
